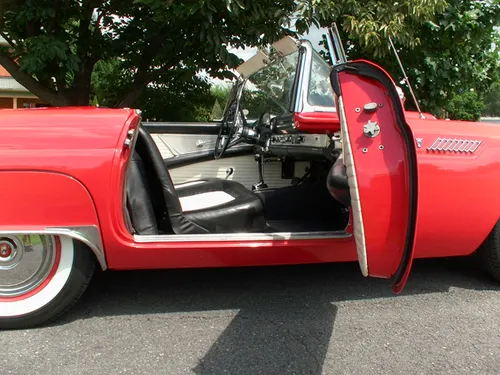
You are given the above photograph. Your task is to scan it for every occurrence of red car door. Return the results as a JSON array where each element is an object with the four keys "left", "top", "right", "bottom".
[{"left": 330, "top": 60, "right": 419, "bottom": 293}]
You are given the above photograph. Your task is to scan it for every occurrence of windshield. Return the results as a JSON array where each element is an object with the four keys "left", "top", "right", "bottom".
[
  {"left": 240, "top": 51, "right": 300, "bottom": 119},
  {"left": 308, "top": 51, "right": 335, "bottom": 108}
]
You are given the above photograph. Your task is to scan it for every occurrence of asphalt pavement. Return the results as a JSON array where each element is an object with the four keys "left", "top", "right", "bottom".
[{"left": 2, "top": 256, "right": 500, "bottom": 375}]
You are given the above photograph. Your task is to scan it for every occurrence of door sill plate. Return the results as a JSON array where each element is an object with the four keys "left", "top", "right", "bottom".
[{"left": 134, "top": 230, "right": 351, "bottom": 243}]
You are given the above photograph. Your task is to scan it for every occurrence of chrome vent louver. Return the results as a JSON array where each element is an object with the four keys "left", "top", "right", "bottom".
[{"left": 427, "top": 138, "right": 482, "bottom": 153}]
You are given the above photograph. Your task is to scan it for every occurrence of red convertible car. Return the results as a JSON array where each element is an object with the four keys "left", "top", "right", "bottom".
[{"left": 1, "top": 33, "right": 499, "bottom": 329}]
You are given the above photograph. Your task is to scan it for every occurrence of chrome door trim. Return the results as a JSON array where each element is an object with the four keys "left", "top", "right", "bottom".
[
  {"left": 0, "top": 226, "right": 107, "bottom": 270},
  {"left": 134, "top": 230, "right": 351, "bottom": 243}
]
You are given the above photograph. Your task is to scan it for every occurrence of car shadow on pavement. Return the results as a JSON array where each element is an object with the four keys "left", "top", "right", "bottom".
[{"left": 60, "top": 256, "right": 500, "bottom": 375}]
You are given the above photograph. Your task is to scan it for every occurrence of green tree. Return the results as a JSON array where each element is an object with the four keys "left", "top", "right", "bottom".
[
  {"left": 445, "top": 90, "right": 486, "bottom": 121},
  {"left": 483, "top": 81, "right": 500, "bottom": 116},
  {"left": 136, "top": 71, "right": 215, "bottom": 122},
  {"left": 340, "top": 0, "right": 500, "bottom": 119},
  {"left": 0, "top": 0, "right": 446, "bottom": 107}
]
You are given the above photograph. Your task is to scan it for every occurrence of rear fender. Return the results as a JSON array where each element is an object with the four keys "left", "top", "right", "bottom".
[{"left": 0, "top": 171, "right": 106, "bottom": 269}]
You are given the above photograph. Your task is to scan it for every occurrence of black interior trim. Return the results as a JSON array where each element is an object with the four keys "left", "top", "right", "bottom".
[
  {"left": 165, "top": 145, "right": 254, "bottom": 169},
  {"left": 132, "top": 126, "right": 267, "bottom": 235},
  {"left": 330, "top": 61, "right": 419, "bottom": 288},
  {"left": 144, "top": 122, "right": 221, "bottom": 135}
]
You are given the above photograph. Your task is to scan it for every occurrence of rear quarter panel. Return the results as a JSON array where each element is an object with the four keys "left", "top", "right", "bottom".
[
  {"left": 0, "top": 171, "right": 99, "bottom": 229},
  {"left": 410, "top": 119, "right": 500, "bottom": 258},
  {"left": 0, "top": 108, "right": 141, "bottom": 267}
]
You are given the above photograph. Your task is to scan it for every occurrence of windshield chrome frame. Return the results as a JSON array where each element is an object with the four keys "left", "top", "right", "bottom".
[{"left": 293, "top": 40, "right": 336, "bottom": 114}]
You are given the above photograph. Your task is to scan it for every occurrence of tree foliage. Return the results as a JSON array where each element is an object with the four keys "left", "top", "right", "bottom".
[
  {"left": 0, "top": 0, "right": 447, "bottom": 107},
  {"left": 445, "top": 90, "right": 486, "bottom": 121},
  {"left": 340, "top": 0, "right": 500, "bottom": 119},
  {"left": 483, "top": 81, "right": 500, "bottom": 116}
]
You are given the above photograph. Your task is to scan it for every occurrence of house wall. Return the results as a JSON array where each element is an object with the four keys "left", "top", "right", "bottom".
[
  {"left": 0, "top": 97, "right": 13, "bottom": 108},
  {"left": 17, "top": 98, "right": 44, "bottom": 108},
  {"left": 0, "top": 96, "right": 44, "bottom": 109},
  {"left": 0, "top": 54, "right": 47, "bottom": 107}
]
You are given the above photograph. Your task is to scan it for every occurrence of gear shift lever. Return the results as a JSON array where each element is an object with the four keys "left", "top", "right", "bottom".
[{"left": 252, "top": 154, "right": 268, "bottom": 191}]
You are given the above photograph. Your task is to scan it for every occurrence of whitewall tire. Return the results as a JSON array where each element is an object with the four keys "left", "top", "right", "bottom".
[{"left": 0, "top": 234, "right": 95, "bottom": 329}]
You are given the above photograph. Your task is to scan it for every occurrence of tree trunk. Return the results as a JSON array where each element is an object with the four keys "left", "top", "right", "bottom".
[
  {"left": 0, "top": 51, "right": 69, "bottom": 106},
  {"left": 63, "top": 59, "right": 96, "bottom": 106},
  {"left": 116, "top": 68, "right": 150, "bottom": 108},
  {"left": 116, "top": 63, "right": 174, "bottom": 108}
]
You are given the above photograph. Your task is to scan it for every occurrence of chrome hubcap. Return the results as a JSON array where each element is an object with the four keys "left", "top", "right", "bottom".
[{"left": 0, "top": 235, "right": 56, "bottom": 298}]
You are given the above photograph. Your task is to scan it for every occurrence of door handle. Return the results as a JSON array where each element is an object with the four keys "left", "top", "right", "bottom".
[
  {"left": 195, "top": 140, "right": 216, "bottom": 148},
  {"left": 225, "top": 168, "right": 234, "bottom": 179}
]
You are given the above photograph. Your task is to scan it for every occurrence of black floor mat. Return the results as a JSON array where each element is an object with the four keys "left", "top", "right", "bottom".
[{"left": 256, "top": 175, "right": 349, "bottom": 232}]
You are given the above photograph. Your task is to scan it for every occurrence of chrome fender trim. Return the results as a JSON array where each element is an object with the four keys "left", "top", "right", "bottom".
[{"left": 0, "top": 226, "right": 107, "bottom": 270}]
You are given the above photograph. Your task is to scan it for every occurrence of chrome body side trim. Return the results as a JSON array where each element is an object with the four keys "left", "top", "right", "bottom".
[
  {"left": 134, "top": 230, "right": 351, "bottom": 243},
  {"left": 0, "top": 226, "right": 107, "bottom": 270}
]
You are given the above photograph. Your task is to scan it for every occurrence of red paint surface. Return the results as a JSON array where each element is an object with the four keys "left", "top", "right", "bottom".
[
  {"left": 0, "top": 171, "right": 100, "bottom": 228},
  {"left": 409, "top": 118, "right": 500, "bottom": 259},
  {"left": 0, "top": 102, "right": 499, "bottom": 274},
  {"left": 337, "top": 66, "right": 416, "bottom": 281},
  {"left": 294, "top": 110, "right": 435, "bottom": 134},
  {"left": 294, "top": 112, "right": 340, "bottom": 133}
]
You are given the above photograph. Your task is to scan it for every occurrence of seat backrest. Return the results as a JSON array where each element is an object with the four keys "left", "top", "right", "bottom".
[
  {"left": 126, "top": 151, "right": 159, "bottom": 235},
  {"left": 134, "top": 126, "right": 182, "bottom": 232},
  {"left": 326, "top": 155, "right": 351, "bottom": 207}
]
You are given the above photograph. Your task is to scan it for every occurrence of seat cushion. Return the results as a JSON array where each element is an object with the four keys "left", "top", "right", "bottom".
[{"left": 171, "top": 179, "right": 267, "bottom": 234}]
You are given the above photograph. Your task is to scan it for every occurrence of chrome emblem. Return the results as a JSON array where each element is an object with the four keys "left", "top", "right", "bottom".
[
  {"left": 415, "top": 138, "right": 423, "bottom": 148},
  {"left": 427, "top": 138, "right": 482, "bottom": 153}
]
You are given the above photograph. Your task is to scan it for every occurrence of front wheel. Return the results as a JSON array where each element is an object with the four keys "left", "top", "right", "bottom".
[
  {"left": 0, "top": 234, "right": 95, "bottom": 329},
  {"left": 476, "top": 220, "right": 500, "bottom": 282}
]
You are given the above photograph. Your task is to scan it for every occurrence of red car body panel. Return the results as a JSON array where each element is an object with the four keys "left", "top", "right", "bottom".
[
  {"left": 410, "top": 118, "right": 500, "bottom": 259},
  {"left": 295, "top": 112, "right": 340, "bottom": 133},
  {"left": 335, "top": 65, "right": 417, "bottom": 284},
  {"left": 1, "top": 71, "right": 499, "bottom": 275},
  {"left": 294, "top": 109, "right": 435, "bottom": 134},
  {"left": 0, "top": 171, "right": 99, "bottom": 230}
]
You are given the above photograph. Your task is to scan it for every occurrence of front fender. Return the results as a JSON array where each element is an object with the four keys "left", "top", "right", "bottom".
[
  {"left": 0, "top": 171, "right": 106, "bottom": 269},
  {"left": 409, "top": 119, "right": 500, "bottom": 259}
]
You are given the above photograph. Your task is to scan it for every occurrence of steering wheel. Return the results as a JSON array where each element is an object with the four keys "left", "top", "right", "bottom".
[{"left": 214, "top": 100, "right": 247, "bottom": 159}]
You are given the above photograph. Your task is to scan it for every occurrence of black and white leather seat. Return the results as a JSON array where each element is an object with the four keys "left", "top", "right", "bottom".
[{"left": 126, "top": 126, "right": 267, "bottom": 235}]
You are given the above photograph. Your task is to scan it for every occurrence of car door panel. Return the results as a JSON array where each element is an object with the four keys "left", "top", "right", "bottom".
[{"left": 331, "top": 60, "right": 419, "bottom": 292}]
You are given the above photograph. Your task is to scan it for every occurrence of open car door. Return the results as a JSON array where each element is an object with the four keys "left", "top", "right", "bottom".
[{"left": 330, "top": 60, "right": 419, "bottom": 293}]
